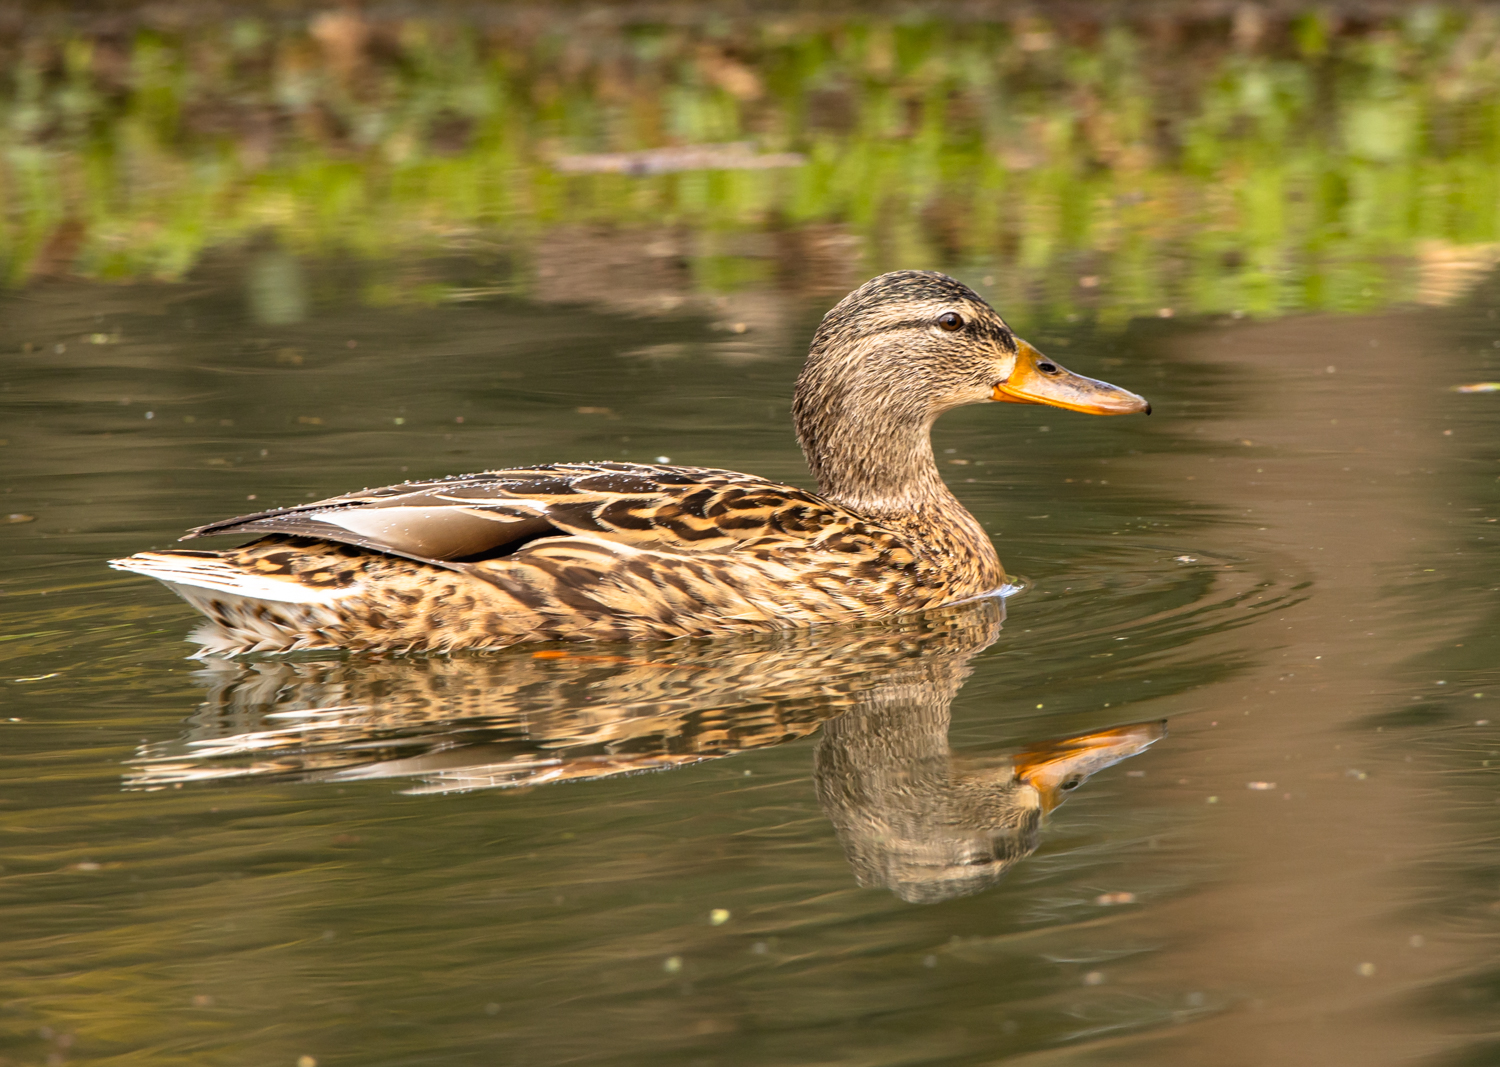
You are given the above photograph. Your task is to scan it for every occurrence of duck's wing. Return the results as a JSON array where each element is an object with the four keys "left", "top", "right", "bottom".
[{"left": 181, "top": 462, "right": 879, "bottom": 569}]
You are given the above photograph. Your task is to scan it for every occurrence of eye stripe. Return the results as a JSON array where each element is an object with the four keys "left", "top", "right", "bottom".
[{"left": 858, "top": 316, "right": 1014, "bottom": 346}]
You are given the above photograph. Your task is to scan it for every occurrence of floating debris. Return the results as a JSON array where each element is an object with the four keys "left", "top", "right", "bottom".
[
  {"left": 1094, "top": 891, "right": 1136, "bottom": 906},
  {"left": 663, "top": 956, "right": 683, "bottom": 974},
  {"left": 1247, "top": 781, "right": 1276, "bottom": 790},
  {"left": 4, "top": 513, "right": 35, "bottom": 524},
  {"left": 554, "top": 142, "right": 805, "bottom": 175},
  {"left": 1454, "top": 382, "right": 1500, "bottom": 393},
  {"left": 709, "top": 909, "right": 730, "bottom": 926}
]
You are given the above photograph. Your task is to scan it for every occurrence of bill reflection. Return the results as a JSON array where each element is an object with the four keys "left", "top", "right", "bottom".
[{"left": 128, "top": 598, "right": 1163, "bottom": 901}]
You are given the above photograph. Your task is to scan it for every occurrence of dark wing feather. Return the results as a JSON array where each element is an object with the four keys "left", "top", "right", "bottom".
[{"left": 181, "top": 462, "right": 876, "bottom": 568}]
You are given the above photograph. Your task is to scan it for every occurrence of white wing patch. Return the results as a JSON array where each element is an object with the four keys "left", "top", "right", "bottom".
[
  {"left": 318, "top": 504, "right": 546, "bottom": 559},
  {"left": 432, "top": 495, "right": 552, "bottom": 510}
]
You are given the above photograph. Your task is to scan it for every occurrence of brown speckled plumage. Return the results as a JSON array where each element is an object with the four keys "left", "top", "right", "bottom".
[{"left": 110, "top": 271, "right": 1148, "bottom": 655}]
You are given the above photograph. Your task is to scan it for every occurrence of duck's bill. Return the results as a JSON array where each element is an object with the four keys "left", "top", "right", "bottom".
[
  {"left": 1014, "top": 720, "right": 1167, "bottom": 812},
  {"left": 993, "top": 339, "right": 1151, "bottom": 415}
]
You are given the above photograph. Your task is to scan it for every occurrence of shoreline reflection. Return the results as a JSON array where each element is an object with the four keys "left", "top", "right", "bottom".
[{"left": 128, "top": 598, "right": 1163, "bottom": 901}]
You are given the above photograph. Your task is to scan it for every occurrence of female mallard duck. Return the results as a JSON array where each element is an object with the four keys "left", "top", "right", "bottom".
[{"left": 111, "top": 271, "right": 1149, "bottom": 655}]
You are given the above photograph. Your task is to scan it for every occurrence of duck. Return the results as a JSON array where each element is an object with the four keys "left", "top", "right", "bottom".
[{"left": 110, "top": 270, "right": 1149, "bottom": 655}]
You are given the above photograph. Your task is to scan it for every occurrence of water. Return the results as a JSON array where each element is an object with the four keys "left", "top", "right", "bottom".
[
  {"left": 4, "top": 6, "right": 1500, "bottom": 1065},
  {"left": 3, "top": 256, "right": 1498, "bottom": 1066}
]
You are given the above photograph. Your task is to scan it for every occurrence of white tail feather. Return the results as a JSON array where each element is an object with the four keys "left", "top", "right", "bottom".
[
  {"left": 109, "top": 552, "right": 357, "bottom": 604},
  {"left": 110, "top": 552, "right": 358, "bottom": 655}
]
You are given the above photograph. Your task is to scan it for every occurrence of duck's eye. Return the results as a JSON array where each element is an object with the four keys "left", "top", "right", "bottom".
[
  {"left": 1060, "top": 777, "right": 1082, "bottom": 791},
  {"left": 1037, "top": 361, "right": 1059, "bottom": 373},
  {"left": 937, "top": 311, "right": 964, "bottom": 332}
]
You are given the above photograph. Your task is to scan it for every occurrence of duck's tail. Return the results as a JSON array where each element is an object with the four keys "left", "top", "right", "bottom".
[{"left": 109, "top": 549, "right": 357, "bottom": 655}]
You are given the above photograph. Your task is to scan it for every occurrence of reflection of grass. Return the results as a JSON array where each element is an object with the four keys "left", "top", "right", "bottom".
[{"left": 3, "top": 6, "right": 1500, "bottom": 326}]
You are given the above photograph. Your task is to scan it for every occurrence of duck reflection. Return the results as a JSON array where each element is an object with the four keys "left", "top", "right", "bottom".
[
  {"left": 818, "top": 702, "right": 1163, "bottom": 903},
  {"left": 128, "top": 598, "right": 1163, "bottom": 901}
]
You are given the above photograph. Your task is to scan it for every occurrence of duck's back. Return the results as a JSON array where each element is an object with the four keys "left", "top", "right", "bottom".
[{"left": 110, "top": 462, "right": 994, "bottom": 655}]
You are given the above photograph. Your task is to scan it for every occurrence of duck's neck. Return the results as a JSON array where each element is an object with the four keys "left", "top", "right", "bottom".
[
  {"left": 791, "top": 353, "right": 1003, "bottom": 594},
  {"left": 793, "top": 390, "right": 958, "bottom": 520}
]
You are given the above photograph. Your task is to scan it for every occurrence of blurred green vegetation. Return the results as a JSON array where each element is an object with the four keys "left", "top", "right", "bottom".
[{"left": 4, "top": 3, "right": 1500, "bottom": 326}]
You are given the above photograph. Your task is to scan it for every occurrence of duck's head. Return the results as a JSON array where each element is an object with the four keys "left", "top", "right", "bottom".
[{"left": 795, "top": 271, "right": 1149, "bottom": 509}]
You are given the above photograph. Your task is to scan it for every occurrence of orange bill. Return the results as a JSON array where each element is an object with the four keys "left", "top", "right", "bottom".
[
  {"left": 993, "top": 339, "right": 1151, "bottom": 415},
  {"left": 1013, "top": 720, "right": 1167, "bottom": 812}
]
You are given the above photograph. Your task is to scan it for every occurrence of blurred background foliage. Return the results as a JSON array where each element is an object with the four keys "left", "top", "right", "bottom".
[{"left": 4, "top": 1, "right": 1500, "bottom": 329}]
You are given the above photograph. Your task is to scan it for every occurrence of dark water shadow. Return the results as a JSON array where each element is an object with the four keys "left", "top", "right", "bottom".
[{"left": 127, "top": 598, "right": 1163, "bottom": 903}]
